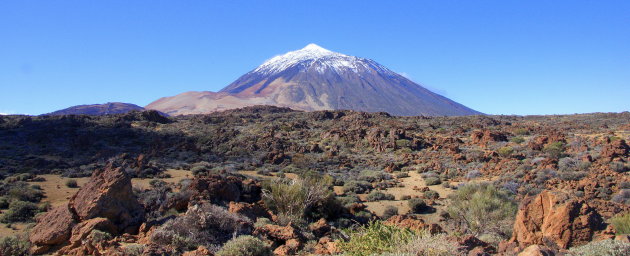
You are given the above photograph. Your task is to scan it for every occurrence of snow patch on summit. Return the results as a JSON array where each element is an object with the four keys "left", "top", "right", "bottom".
[{"left": 253, "top": 44, "right": 394, "bottom": 76}]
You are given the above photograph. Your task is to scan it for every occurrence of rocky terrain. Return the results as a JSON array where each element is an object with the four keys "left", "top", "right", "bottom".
[{"left": 0, "top": 107, "right": 628, "bottom": 255}]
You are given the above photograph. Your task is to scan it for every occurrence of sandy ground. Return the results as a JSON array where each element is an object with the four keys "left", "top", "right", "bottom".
[{"left": 362, "top": 171, "right": 455, "bottom": 223}]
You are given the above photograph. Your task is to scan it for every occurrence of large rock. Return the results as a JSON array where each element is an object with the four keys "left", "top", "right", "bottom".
[
  {"left": 510, "top": 190, "right": 605, "bottom": 249},
  {"left": 384, "top": 215, "right": 443, "bottom": 234},
  {"left": 70, "top": 163, "right": 144, "bottom": 231},
  {"left": 29, "top": 204, "right": 78, "bottom": 254},
  {"left": 601, "top": 139, "right": 629, "bottom": 161}
]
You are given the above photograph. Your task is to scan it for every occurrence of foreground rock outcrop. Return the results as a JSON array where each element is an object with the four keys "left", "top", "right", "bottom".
[
  {"left": 29, "top": 163, "right": 144, "bottom": 254},
  {"left": 509, "top": 190, "right": 606, "bottom": 250}
]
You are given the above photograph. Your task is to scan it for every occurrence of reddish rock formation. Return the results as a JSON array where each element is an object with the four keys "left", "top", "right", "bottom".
[
  {"left": 384, "top": 215, "right": 443, "bottom": 234},
  {"left": 517, "top": 245, "right": 555, "bottom": 256},
  {"left": 29, "top": 163, "right": 145, "bottom": 255},
  {"left": 471, "top": 130, "right": 508, "bottom": 146},
  {"left": 510, "top": 190, "right": 605, "bottom": 249},
  {"left": 600, "top": 139, "right": 629, "bottom": 161},
  {"left": 228, "top": 201, "right": 271, "bottom": 220},
  {"left": 313, "top": 236, "right": 341, "bottom": 255},
  {"left": 70, "top": 163, "right": 144, "bottom": 231},
  {"left": 29, "top": 204, "right": 78, "bottom": 254}
]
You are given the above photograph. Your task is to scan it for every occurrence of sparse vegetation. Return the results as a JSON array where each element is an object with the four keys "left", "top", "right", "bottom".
[
  {"left": 611, "top": 213, "right": 630, "bottom": 235},
  {"left": 339, "top": 221, "right": 416, "bottom": 256},
  {"left": 216, "top": 235, "right": 271, "bottom": 256},
  {"left": 65, "top": 179, "right": 78, "bottom": 188},
  {"left": 568, "top": 239, "right": 630, "bottom": 256},
  {"left": 446, "top": 183, "right": 517, "bottom": 239}
]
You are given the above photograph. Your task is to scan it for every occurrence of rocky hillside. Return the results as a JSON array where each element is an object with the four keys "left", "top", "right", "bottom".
[{"left": 146, "top": 44, "right": 481, "bottom": 116}]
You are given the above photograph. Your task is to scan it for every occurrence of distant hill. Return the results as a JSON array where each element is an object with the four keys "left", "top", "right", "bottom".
[
  {"left": 45, "top": 102, "right": 145, "bottom": 116},
  {"left": 146, "top": 44, "right": 481, "bottom": 116}
]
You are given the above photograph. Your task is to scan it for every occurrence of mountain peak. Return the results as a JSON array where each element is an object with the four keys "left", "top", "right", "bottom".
[{"left": 301, "top": 43, "right": 330, "bottom": 52}]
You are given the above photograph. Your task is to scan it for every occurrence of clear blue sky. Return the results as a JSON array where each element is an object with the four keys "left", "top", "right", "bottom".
[{"left": 1, "top": 1, "right": 629, "bottom": 115}]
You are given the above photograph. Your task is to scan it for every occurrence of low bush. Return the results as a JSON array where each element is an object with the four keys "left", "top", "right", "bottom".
[
  {"left": 0, "top": 201, "right": 40, "bottom": 223},
  {"left": 262, "top": 176, "right": 332, "bottom": 222},
  {"left": 0, "top": 235, "right": 30, "bottom": 256},
  {"left": 382, "top": 206, "right": 398, "bottom": 220},
  {"left": 510, "top": 136, "right": 525, "bottom": 144},
  {"left": 611, "top": 213, "right": 630, "bottom": 235},
  {"left": 446, "top": 183, "right": 517, "bottom": 239},
  {"left": 343, "top": 180, "right": 372, "bottom": 194},
  {"left": 393, "top": 230, "right": 464, "bottom": 256},
  {"left": 366, "top": 191, "right": 395, "bottom": 202},
  {"left": 424, "top": 190, "right": 439, "bottom": 199},
  {"left": 568, "top": 239, "right": 630, "bottom": 256},
  {"left": 408, "top": 198, "right": 429, "bottom": 214},
  {"left": 610, "top": 162, "right": 629, "bottom": 173},
  {"left": 497, "top": 146, "right": 514, "bottom": 157},
  {"left": 424, "top": 176, "right": 441, "bottom": 186},
  {"left": 216, "top": 235, "right": 271, "bottom": 256},
  {"left": 543, "top": 141, "right": 565, "bottom": 159},
  {"left": 339, "top": 221, "right": 416, "bottom": 256},
  {"left": 611, "top": 189, "right": 630, "bottom": 205},
  {"left": 65, "top": 179, "right": 78, "bottom": 188},
  {"left": 151, "top": 203, "right": 252, "bottom": 252}
]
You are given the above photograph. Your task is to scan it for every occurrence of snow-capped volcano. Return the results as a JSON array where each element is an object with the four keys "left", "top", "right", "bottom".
[
  {"left": 251, "top": 43, "right": 394, "bottom": 76},
  {"left": 147, "top": 44, "right": 481, "bottom": 116}
]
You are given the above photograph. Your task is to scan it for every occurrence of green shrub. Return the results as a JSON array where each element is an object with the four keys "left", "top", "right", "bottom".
[
  {"left": 497, "top": 146, "right": 514, "bottom": 157},
  {"left": 216, "top": 235, "right": 271, "bottom": 256},
  {"left": 0, "top": 201, "right": 40, "bottom": 223},
  {"left": 446, "top": 183, "right": 517, "bottom": 239},
  {"left": 392, "top": 231, "right": 463, "bottom": 256},
  {"left": 337, "top": 195, "right": 361, "bottom": 208},
  {"left": 0, "top": 235, "right": 30, "bottom": 256},
  {"left": 5, "top": 182, "right": 44, "bottom": 202},
  {"left": 0, "top": 197, "right": 9, "bottom": 209},
  {"left": 343, "top": 180, "right": 372, "bottom": 194},
  {"left": 510, "top": 136, "right": 525, "bottom": 144},
  {"left": 408, "top": 198, "right": 429, "bottom": 214},
  {"left": 424, "top": 176, "right": 441, "bottom": 186},
  {"left": 339, "top": 221, "right": 416, "bottom": 256},
  {"left": 543, "top": 141, "right": 565, "bottom": 159},
  {"left": 568, "top": 239, "right": 630, "bottom": 256},
  {"left": 395, "top": 172, "right": 410, "bottom": 178},
  {"left": 65, "top": 179, "right": 78, "bottom": 188},
  {"left": 366, "top": 191, "right": 395, "bottom": 202},
  {"left": 514, "top": 128, "right": 529, "bottom": 135},
  {"left": 424, "top": 190, "right": 439, "bottom": 199},
  {"left": 262, "top": 176, "right": 332, "bottom": 222},
  {"left": 611, "top": 213, "right": 630, "bottom": 235}
]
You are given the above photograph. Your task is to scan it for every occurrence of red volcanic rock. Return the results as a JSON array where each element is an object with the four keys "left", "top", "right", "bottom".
[
  {"left": 61, "top": 217, "right": 117, "bottom": 252},
  {"left": 309, "top": 218, "right": 332, "bottom": 237},
  {"left": 70, "top": 163, "right": 144, "bottom": 231},
  {"left": 600, "top": 139, "right": 629, "bottom": 161},
  {"left": 313, "top": 236, "right": 341, "bottom": 255},
  {"left": 510, "top": 190, "right": 605, "bottom": 249},
  {"left": 517, "top": 245, "right": 555, "bottom": 256},
  {"left": 273, "top": 239, "right": 301, "bottom": 256},
  {"left": 254, "top": 223, "right": 301, "bottom": 242},
  {"left": 471, "top": 130, "right": 508, "bottom": 146},
  {"left": 384, "top": 215, "right": 443, "bottom": 234},
  {"left": 228, "top": 201, "right": 271, "bottom": 220},
  {"left": 29, "top": 204, "right": 78, "bottom": 254}
]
